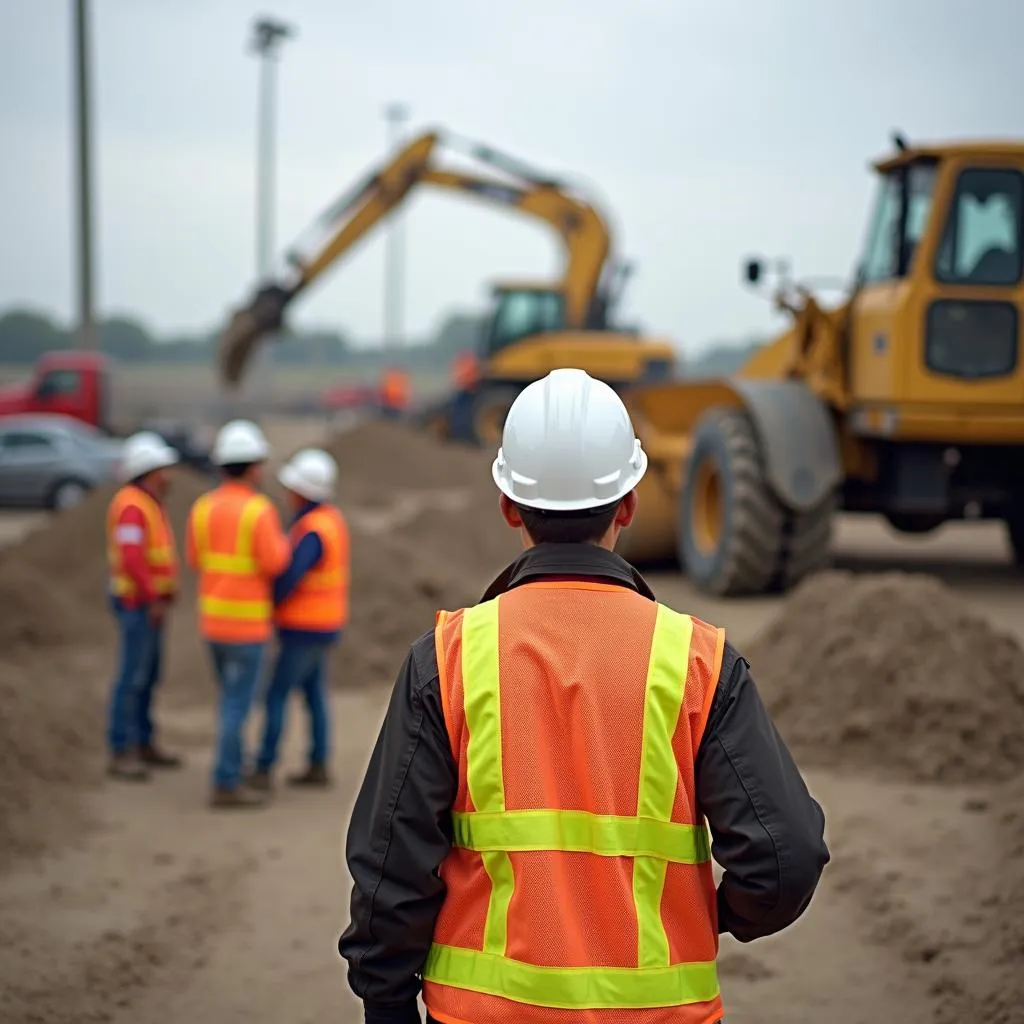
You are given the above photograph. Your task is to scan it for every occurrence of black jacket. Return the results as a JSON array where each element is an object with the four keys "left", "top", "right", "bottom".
[{"left": 339, "top": 544, "right": 830, "bottom": 1024}]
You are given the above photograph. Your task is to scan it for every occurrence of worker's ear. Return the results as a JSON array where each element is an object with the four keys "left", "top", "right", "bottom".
[
  {"left": 614, "top": 490, "right": 638, "bottom": 529},
  {"left": 499, "top": 493, "right": 524, "bottom": 530}
]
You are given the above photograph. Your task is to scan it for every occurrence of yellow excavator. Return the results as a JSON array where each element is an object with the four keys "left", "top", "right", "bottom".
[
  {"left": 217, "top": 128, "right": 676, "bottom": 441},
  {"left": 619, "top": 134, "right": 1024, "bottom": 593}
]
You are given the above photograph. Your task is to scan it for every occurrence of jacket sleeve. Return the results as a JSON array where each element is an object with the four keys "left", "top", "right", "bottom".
[
  {"left": 696, "top": 643, "right": 830, "bottom": 943},
  {"left": 115, "top": 504, "right": 157, "bottom": 603},
  {"left": 253, "top": 503, "right": 291, "bottom": 578},
  {"left": 273, "top": 531, "right": 323, "bottom": 604},
  {"left": 338, "top": 631, "right": 457, "bottom": 1024}
]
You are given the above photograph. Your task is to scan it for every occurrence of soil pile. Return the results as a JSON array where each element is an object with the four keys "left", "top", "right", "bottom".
[{"left": 747, "top": 570, "right": 1024, "bottom": 783}]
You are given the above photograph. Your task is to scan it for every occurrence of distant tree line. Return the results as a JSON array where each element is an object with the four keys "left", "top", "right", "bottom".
[
  {"left": 0, "top": 307, "right": 488, "bottom": 371},
  {"left": 0, "top": 305, "right": 763, "bottom": 376}
]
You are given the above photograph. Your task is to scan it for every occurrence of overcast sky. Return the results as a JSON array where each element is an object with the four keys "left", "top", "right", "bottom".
[{"left": 2, "top": 0, "right": 1023, "bottom": 353}]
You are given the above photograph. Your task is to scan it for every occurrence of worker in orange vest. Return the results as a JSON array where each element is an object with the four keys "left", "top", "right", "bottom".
[
  {"left": 249, "top": 448, "right": 350, "bottom": 791},
  {"left": 106, "top": 431, "right": 182, "bottom": 781},
  {"left": 379, "top": 365, "right": 411, "bottom": 419},
  {"left": 339, "top": 369, "right": 830, "bottom": 1024},
  {"left": 449, "top": 349, "right": 481, "bottom": 440},
  {"left": 185, "top": 419, "right": 291, "bottom": 810}
]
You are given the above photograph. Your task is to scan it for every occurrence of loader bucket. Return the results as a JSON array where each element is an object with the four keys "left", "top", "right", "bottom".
[
  {"left": 217, "top": 307, "right": 265, "bottom": 388},
  {"left": 616, "top": 380, "right": 744, "bottom": 566}
]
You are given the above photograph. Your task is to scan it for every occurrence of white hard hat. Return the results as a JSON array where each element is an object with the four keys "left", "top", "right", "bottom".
[
  {"left": 492, "top": 368, "right": 648, "bottom": 512},
  {"left": 120, "top": 431, "right": 179, "bottom": 481},
  {"left": 278, "top": 448, "right": 337, "bottom": 503},
  {"left": 212, "top": 419, "right": 270, "bottom": 466}
]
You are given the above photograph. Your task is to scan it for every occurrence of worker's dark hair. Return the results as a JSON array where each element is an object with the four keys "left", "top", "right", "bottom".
[
  {"left": 221, "top": 462, "right": 254, "bottom": 478},
  {"left": 516, "top": 500, "right": 620, "bottom": 545}
]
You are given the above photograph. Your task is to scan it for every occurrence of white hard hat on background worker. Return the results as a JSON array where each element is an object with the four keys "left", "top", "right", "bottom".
[
  {"left": 491, "top": 367, "right": 648, "bottom": 511},
  {"left": 119, "top": 431, "right": 180, "bottom": 482},
  {"left": 211, "top": 419, "right": 270, "bottom": 466},
  {"left": 278, "top": 449, "right": 338, "bottom": 503}
]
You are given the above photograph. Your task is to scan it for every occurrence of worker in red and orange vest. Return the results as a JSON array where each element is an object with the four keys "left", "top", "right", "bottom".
[
  {"left": 249, "top": 448, "right": 350, "bottom": 791},
  {"left": 185, "top": 419, "right": 291, "bottom": 810},
  {"left": 106, "top": 431, "right": 183, "bottom": 781},
  {"left": 450, "top": 348, "right": 481, "bottom": 440},
  {"left": 339, "top": 369, "right": 830, "bottom": 1024},
  {"left": 379, "top": 364, "right": 412, "bottom": 419}
]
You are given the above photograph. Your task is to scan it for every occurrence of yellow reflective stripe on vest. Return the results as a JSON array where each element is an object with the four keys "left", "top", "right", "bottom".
[
  {"left": 193, "top": 493, "right": 266, "bottom": 574},
  {"left": 635, "top": 604, "right": 694, "bottom": 967},
  {"left": 451, "top": 809, "right": 710, "bottom": 863},
  {"left": 198, "top": 595, "right": 272, "bottom": 619},
  {"left": 302, "top": 567, "right": 346, "bottom": 588},
  {"left": 424, "top": 946, "right": 720, "bottom": 1010},
  {"left": 149, "top": 545, "right": 174, "bottom": 566},
  {"left": 461, "top": 599, "right": 515, "bottom": 957}
]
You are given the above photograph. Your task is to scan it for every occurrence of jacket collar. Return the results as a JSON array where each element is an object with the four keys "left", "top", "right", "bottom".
[
  {"left": 480, "top": 543, "right": 656, "bottom": 603},
  {"left": 291, "top": 499, "right": 321, "bottom": 527}
]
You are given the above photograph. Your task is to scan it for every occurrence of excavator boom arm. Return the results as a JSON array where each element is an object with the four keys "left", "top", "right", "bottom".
[{"left": 218, "top": 128, "right": 613, "bottom": 386}]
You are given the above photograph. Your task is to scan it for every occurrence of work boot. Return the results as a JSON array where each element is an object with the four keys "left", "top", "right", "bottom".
[
  {"left": 108, "top": 754, "right": 149, "bottom": 782},
  {"left": 209, "top": 785, "right": 268, "bottom": 810},
  {"left": 245, "top": 768, "right": 273, "bottom": 792},
  {"left": 138, "top": 744, "right": 183, "bottom": 769},
  {"left": 286, "top": 763, "right": 331, "bottom": 788}
]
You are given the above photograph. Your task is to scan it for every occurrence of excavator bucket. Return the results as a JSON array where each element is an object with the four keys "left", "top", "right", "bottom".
[{"left": 216, "top": 286, "right": 290, "bottom": 389}]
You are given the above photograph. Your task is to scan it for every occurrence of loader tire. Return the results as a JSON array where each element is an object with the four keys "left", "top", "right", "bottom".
[
  {"left": 678, "top": 408, "right": 786, "bottom": 596},
  {"left": 1005, "top": 504, "right": 1024, "bottom": 569},
  {"left": 780, "top": 491, "right": 836, "bottom": 588}
]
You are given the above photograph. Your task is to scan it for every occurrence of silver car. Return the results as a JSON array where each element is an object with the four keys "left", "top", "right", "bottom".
[{"left": 0, "top": 413, "right": 124, "bottom": 510}]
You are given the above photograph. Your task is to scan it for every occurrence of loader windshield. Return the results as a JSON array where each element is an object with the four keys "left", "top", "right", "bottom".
[{"left": 935, "top": 167, "right": 1024, "bottom": 286}]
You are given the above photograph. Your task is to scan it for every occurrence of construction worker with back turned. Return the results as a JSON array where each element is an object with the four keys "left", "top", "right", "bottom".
[
  {"left": 339, "top": 368, "right": 830, "bottom": 1024},
  {"left": 106, "top": 431, "right": 183, "bottom": 781},
  {"left": 185, "top": 419, "right": 290, "bottom": 810},
  {"left": 249, "top": 448, "right": 350, "bottom": 790}
]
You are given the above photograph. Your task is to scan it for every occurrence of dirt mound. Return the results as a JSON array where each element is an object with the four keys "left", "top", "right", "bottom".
[{"left": 747, "top": 570, "right": 1024, "bottom": 784}]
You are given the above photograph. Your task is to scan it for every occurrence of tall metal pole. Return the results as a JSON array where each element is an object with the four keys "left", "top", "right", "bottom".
[
  {"left": 383, "top": 103, "right": 409, "bottom": 353},
  {"left": 248, "top": 17, "right": 294, "bottom": 401},
  {"left": 73, "top": 0, "right": 97, "bottom": 350}
]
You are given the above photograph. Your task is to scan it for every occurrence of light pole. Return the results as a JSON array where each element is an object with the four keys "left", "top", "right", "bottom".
[
  {"left": 250, "top": 17, "right": 294, "bottom": 278},
  {"left": 383, "top": 102, "right": 409, "bottom": 353},
  {"left": 73, "top": 0, "right": 97, "bottom": 350},
  {"left": 248, "top": 16, "right": 294, "bottom": 401}
]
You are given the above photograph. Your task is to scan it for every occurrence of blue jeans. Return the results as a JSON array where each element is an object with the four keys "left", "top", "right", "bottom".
[
  {"left": 207, "top": 641, "right": 266, "bottom": 789},
  {"left": 257, "top": 638, "right": 333, "bottom": 771},
  {"left": 107, "top": 603, "right": 163, "bottom": 755}
]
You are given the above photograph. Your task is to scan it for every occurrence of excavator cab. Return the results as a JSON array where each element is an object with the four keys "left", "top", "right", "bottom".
[{"left": 483, "top": 283, "right": 566, "bottom": 356}]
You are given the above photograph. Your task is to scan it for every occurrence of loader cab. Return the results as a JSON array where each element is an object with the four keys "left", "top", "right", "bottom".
[
  {"left": 482, "top": 283, "right": 567, "bottom": 358},
  {"left": 848, "top": 142, "right": 1024, "bottom": 410}
]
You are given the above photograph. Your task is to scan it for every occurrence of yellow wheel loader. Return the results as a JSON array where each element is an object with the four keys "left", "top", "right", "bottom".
[
  {"left": 620, "top": 134, "right": 1024, "bottom": 594},
  {"left": 216, "top": 128, "right": 676, "bottom": 443}
]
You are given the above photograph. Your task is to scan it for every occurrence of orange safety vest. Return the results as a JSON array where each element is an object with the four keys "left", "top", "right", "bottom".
[
  {"left": 106, "top": 484, "right": 179, "bottom": 601},
  {"left": 188, "top": 486, "right": 278, "bottom": 643},
  {"left": 425, "top": 582, "right": 725, "bottom": 1024},
  {"left": 274, "top": 504, "right": 350, "bottom": 632},
  {"left": 381, "top": 369, "right": 411, "bottom": 410},
  {"left": 452, "top": 351, "right": 480, "bottom": 391}
]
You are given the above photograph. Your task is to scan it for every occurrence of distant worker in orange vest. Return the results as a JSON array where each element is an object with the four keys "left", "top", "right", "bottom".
[
  {"left": 185, "top": 419, "right": 291, "bottom": 810},
  {"left": 450, "top": 348, "right": 481, "bottom": 440},
  {"left": 339, "top": 369, "right": 830, "bottom": 1024},
  {"left": 106, "top": 431, "right": 182, "bottom": 781},
  {"left": 249, "top": 449, "right": 350, "bottom": 791},
  {"left": 379, "top": 365, "right": 411, "bottom": 419}
]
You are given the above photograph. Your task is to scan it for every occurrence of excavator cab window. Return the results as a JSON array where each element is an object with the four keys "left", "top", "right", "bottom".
[
  {"left": 485, "top": 289, "right": 566, "bottom": 356},
  {"left": 934, "top": 168, "right": 1024, "bottom": 286},
  {"left": 858, "top": 161, "right": 937, "bottom": 284}
]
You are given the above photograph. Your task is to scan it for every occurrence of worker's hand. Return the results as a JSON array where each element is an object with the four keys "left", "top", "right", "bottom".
[{"left": 148, "top": 601, "right": 168, "bottom": 626}]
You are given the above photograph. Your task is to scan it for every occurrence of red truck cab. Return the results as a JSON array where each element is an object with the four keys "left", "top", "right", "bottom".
[{"left": 0, "top": 351, "right": 112, "bottom": 432}]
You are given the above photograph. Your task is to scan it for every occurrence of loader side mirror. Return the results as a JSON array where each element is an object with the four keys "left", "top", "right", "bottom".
[{"left": 743, "top": 258, "right": 764, "bottom": 285}]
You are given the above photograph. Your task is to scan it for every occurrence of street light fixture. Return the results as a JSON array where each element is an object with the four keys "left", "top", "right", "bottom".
[{"left": 383, "top": 103, "right": 410, "bottom": 352}]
